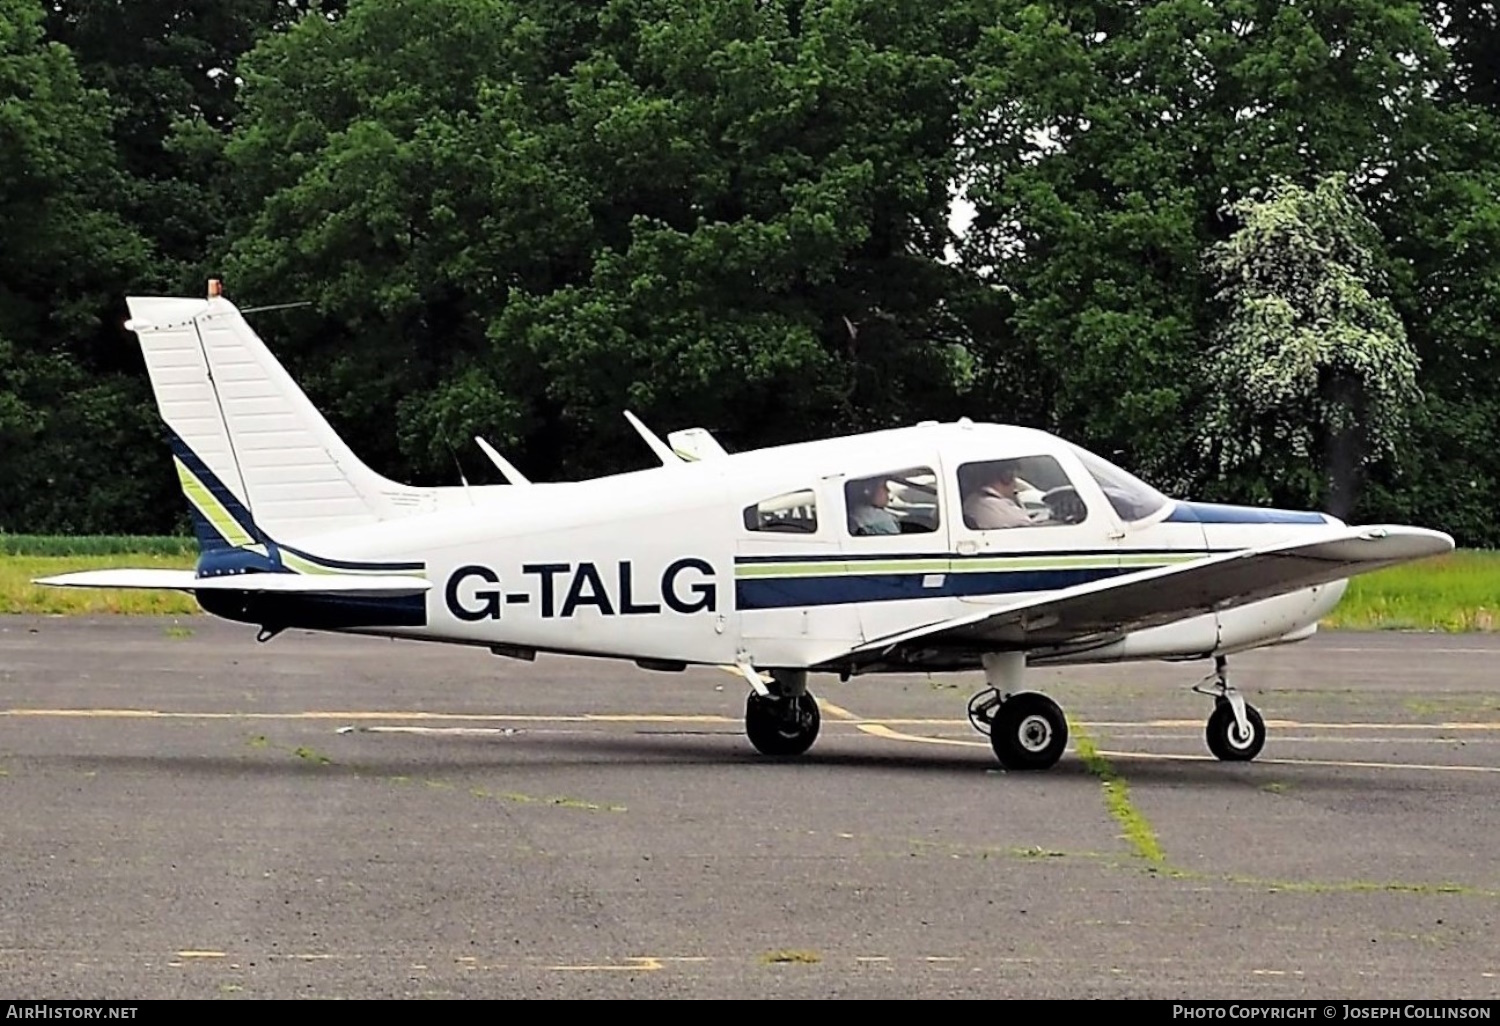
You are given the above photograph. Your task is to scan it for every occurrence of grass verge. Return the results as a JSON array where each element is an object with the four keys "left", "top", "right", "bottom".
[
  {"left": 0, "top": 535, "right": 195, "bottom": 558},
  {"left": 1, "top": 554, "right": 198, "bottom": 615},
  {"left": 1319, "top": 551, "right": 1498, "bottom": 632}
]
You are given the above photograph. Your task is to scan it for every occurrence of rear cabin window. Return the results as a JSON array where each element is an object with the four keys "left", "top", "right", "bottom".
[
  {"left": 845, "top": 468, "right": 940, "bottom": 536},
  {"left": 744, "top": 489, "right": 819, "bottom": 533}
]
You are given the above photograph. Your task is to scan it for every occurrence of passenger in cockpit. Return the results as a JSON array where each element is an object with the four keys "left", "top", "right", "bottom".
[{"left": 848, "top": 478, "right": 900, "bottom": 535}]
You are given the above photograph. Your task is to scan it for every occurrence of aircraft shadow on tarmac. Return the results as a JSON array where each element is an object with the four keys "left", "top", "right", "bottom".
[{"left": 24, "top": 726, "right": 1429, "bottom": 793}]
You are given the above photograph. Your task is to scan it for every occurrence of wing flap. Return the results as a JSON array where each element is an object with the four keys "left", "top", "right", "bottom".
[
  {"left": 35, "top": 569, "right": 432, "bottom": 597},
  {"left": 840, "top": 525, "right": 1453, "bottom": 657}
]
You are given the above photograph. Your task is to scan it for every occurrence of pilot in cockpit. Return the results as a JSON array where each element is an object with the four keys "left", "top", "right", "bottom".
[{"left": 962, "top": 462, "right": 1032, "bottom": 529}]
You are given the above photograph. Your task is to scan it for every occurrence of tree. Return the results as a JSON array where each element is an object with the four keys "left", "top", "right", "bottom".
[
  {"left": 958, "top": 0, "right": 1448, "bottom": 495},
  {"left": 0, "top": 0, "right": 166, "bottom": 534},
  {"left": 1363, "top": 1, "right": 1500, "bottom": 544},
  {"left": 217, "top": 0, "right": 1005, "bottom": 484},
  {"left": 44, "top": 1, "right": 302, "bottom": 295},
  {"left": 1200, "top": 174, "right": 1418, "bottom": 519}
]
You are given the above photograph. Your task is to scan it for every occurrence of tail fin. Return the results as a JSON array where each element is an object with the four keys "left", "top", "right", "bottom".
[{"left": 126, "top": 290, "right": 427, "bottom": 549}]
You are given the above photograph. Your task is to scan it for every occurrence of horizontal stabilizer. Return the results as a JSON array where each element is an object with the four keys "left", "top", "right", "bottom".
[
  {"left": 35, "top": 569, "right": 432, "bottom": 597},
  {"left": 837, "top": 524, "right": 1454, "bottom": 659}
]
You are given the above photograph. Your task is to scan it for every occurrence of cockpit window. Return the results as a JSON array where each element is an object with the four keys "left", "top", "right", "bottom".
[
  {"left": 1070, "top": 445, "right": 1171, "bottom": 522},
  {"left": 744, "top": 489, "right": 818, "bottom": 533},
  {"left": 958, "top": 456, "right": 1088, "bottom": 528},
  {"left": 845, "top": 468, "right": 940, "bottom": 536}
]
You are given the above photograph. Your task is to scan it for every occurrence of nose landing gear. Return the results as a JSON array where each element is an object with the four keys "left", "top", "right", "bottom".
[{"left": 1194, "top": 655, "right": 1266, "bottom": 762}]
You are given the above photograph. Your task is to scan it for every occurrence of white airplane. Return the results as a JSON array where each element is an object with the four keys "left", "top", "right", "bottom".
[{"left": 37, "top": 286, "right": 1455, "bottom": 771}]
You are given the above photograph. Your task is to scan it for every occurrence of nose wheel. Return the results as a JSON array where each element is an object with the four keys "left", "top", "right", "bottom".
[
  {"left": 1206, "top": 698, "right": 1265, "bottom": 761},
  {"left": 1194, "top": 656, "right": 1266, "bottom": 762}
]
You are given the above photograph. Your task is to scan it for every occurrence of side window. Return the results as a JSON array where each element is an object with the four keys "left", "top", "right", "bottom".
[
  {"left": 845, "top": 468, "right": 940, "bottom": 537},
  {"left": 957, "top": 456, "right": 1088, "bottom": 529},
  {"left": 744, "top": 489, "right": 818, "bottom": 533}
]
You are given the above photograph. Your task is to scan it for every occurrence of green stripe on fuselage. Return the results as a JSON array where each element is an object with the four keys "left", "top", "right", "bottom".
[{"left": 734, "top": 551, "right": 1202, "bottom": 579}]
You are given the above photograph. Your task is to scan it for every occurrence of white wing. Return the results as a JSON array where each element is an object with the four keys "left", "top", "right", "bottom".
[{"left": 832, "top": 525, "right": 1453, "bottom": 659}]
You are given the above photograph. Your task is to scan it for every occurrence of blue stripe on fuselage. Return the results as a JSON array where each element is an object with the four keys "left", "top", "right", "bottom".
[
  {"left": 1166, "top": 501, "right": 1328, "bottom": 525},
  {"left": 736, "top": 566, "right": 1141, "bottom": 610},
  {"left": 196, "top": 590, "right": 427, "bottom": 629},
  {"left": 278, "top": 542, "right": 425, "bottom": 574}
]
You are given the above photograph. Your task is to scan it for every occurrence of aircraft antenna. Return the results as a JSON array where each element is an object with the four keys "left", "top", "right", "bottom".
[
  {"left": 238, "top": 300, "right": 314, "bottom": 315},
  {"left": 475, "top": 436, "right": 531, "bottom": 485},
  {"left": 441, "top": 433, "right": 473, "bottom": 505}
]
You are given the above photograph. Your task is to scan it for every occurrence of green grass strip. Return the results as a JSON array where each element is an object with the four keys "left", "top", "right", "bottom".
[
  {"left": 1071, "top": 723, "right": 1166, "bottom": 865},
  {"left": 0, "top": 535, "right": 196, "bottom": 558},
  {"left": 0, "top": 555, "right": 199, "bottom": 615},
  {"left": 1320, "top": 550, "right": 1499, "bottom": 632}
]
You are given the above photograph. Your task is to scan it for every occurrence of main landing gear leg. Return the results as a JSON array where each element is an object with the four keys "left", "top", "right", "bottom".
[
  {"left": 1193, "top": 655, "right": 1266, "bottom": 762},
  {"left": 745, "top": 668, "right": 821, "bottom": 757},
  {"left": 968, "top": 652, "right": 1068, "bottom": 771}
]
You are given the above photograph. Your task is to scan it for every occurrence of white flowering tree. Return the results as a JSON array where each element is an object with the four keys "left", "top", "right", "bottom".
[{"left": 1201, "top": 174, "right": 1420, "bottom": 520}]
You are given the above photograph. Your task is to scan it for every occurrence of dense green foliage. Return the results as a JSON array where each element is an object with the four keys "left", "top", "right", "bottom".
[{"left": 2, "top": 0, "right": 1498, "bottom": 543}]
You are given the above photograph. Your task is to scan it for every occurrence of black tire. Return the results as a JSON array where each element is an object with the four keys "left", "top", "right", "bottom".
[
  {"left": 1205, "top": 700, "right": 1265, "bottom": 762},
  {"left": 990, "top": 692, "right": 1068, "bottom": 770},
  {"left": 746, "top": 691, "right": 821, "bottom": 757}
]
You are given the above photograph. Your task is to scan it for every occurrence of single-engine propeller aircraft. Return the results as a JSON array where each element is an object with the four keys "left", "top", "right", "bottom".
[{"left": 38, "top": 286, "right": 1455, "bottom": 770}]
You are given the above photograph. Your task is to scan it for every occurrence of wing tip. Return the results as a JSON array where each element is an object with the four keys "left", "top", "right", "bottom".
[{"left": 1355, "top": 525, "right": 1456, "bottom": 558}]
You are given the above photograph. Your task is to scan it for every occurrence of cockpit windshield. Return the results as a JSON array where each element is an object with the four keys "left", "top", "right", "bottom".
[{"left": 1069, "top": 445, "right": 1171, "bottom": 522}]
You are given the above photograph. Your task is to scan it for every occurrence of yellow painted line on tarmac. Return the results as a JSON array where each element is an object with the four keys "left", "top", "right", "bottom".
[
  {"left": 818, "top": 699, "right": 861, "bottom": 721},
  {"left": 856, "top": 723, "right": 987, "bottom": 748},
  {"left": 854, "top": 717, "right": 1500, "bottom": 732},
  {"left": 1106, "top": 733, "right": 1500, "bottom": 745},
  {"left": 849, "top": 723, "right": 1500, "bottom": 775},
  {"left": 1089, "top": 719, "right": 1500, "bottom": 731},
  {"left": 1095, "top": 749, "right": 1500, "bottom": 775},
  {"left": 7, "top": 707, "right": 1498, "bottom": 733},
  {"left": 1, "top": 708, "right": 736, "bottom": 724},
  {"left": 549, "top": 957, "right": 663, "bottom": 972},
  {"left": 1318, "top": 646, "right": 1497, "bottom": 654}
]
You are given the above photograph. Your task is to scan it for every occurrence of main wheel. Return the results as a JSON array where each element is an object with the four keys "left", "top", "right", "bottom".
[
  {"left": 1205, "top": 699, "right": 1265, "bottom": 762},
  {"left": 990, "top": 692, "right": 1068, "bottom": 770},
  {"left": 746, "top": 691, "right": 821, "bottom": 757}
]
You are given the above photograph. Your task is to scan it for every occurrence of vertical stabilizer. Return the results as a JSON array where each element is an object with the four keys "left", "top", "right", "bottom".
[{"left": 126, "top": 292, "right": 426, "bottom": 547}]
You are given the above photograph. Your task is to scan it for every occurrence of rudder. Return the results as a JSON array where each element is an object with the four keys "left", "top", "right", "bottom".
[{"left": 126, "top": 288, "right": 428, "bottom": 548}]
